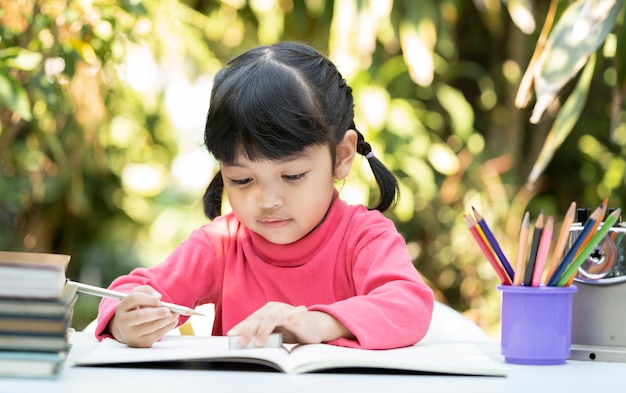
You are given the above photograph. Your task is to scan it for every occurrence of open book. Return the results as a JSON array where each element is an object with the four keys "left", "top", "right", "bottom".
[{"left": 74, "top": 336, "right": 507, "bottom": 376}]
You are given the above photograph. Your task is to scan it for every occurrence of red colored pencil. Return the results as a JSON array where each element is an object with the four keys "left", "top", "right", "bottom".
[{"left": 464, "top": 214, "right": 512, "bottom": 285}]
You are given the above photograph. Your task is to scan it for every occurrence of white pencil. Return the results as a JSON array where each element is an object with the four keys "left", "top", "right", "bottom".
[{"left": 66, "top": 280, "right": 203, "bottom": 316}]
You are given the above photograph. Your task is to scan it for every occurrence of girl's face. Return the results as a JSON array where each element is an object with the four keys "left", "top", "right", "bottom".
[{"left": 220, "top": 132, "right": 356, "bottom": 244}]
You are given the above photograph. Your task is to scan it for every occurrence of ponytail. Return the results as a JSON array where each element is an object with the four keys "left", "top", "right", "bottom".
[
  {"left": 203, "top": 171, "right": 224, "bottom": 220},
  {"left": 353, "top": 128, "right": 399, "bottom": 213}
]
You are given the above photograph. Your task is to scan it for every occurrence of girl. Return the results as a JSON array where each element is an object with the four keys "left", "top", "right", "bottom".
[{"left": 95, "top": 42, "right": 434, "bottom": 349}]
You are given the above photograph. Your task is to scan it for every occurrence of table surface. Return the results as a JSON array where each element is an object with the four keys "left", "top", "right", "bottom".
[{"left": 1, "top": 331, "right": 625, "bottom": 393}]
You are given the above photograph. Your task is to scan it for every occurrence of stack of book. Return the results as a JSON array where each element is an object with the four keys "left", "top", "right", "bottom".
[{"left": 0, "top": 251, "right": 75, "bottom": 379}]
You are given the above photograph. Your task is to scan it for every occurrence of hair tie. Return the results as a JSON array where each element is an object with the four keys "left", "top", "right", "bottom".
[{"left": 365, "top": 152, "right": 374, "bottom": 160}]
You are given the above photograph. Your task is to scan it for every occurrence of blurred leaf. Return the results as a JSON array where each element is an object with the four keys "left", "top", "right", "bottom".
[
  {"left": 398, "top": 0, "right": 436, "bottom": 87},
  {"left": 515, "top": 0, "right": 558, "bottom": 108},
  {"left": 428, "top": 143, "right": 460, "bottom": 176},
  {"left": 530, "top": 0, "right": 622, "bottom": 123},
  {"left": 0, "top": 48, "right": 43, "bottom": 71},
  {"left": 506, "top": 0, "right": 536, "bottom": 34},
  {"left": 435, "top": 84, "right": 474, "bottom": 140},
  {"left": 69, "top": 39, "right": 99, "bottom": 64},
  {"left": 528, "top": 54, "right": 596, "bottom": 183},
  {"left": 0, "top": 69, "right": 32, "bottom": 121}
]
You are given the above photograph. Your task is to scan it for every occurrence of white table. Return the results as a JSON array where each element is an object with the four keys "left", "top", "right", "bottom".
[{"left": 1, "top": 331, "right": 625, "bottom": 393}]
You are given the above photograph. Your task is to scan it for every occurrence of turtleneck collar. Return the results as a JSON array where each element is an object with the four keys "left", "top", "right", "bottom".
[{"left": 244, "top": 190, "right": 346, "bottom": 267}]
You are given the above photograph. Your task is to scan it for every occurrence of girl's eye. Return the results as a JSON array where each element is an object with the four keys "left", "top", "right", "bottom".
[
  {"left": 283, "top": 172, "right": 306, "bottom": 182},
  {"left": 229, "top": 178, "right": 252, "bottom": 186}
]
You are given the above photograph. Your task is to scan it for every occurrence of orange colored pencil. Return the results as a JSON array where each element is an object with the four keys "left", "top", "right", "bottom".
[
  {"left": 513, "top": 211, "right": 530, "bottom": 286},
  {"left": 544, "top": 202, "right": 576, "bottom": 285},
  {"left": 566, "top": 200, "right": 607, "bottom": 285},
  {"left": 558, "top": 209, "right": 622, "bottom": 286},
  {"left": 532, "top": 216, "right": 553, "bottom": 286},
  {"left": 464, "top": 214, "right": 512, "bottom": 285}
]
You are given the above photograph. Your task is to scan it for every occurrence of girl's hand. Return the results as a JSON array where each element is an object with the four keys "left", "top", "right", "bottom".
[
  {"left": 108, "top": 285, "right": 179, "bottom": 348},
  {"left": 226, "top": 302, "right": 354, "bottom": 347}
]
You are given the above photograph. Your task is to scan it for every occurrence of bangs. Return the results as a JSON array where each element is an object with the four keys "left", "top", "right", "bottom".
[{"left": 205, "top": 60, "right": 328, "bottom": 164}]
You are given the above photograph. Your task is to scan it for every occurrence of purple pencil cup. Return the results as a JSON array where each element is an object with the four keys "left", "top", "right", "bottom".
[{"left": 498, "top": 285, "right": 577, "bottom": 365}]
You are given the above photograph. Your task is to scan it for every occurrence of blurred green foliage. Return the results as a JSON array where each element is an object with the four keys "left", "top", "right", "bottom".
[{"left": 1, "top": 0, "right": 626, "bottom": 336}]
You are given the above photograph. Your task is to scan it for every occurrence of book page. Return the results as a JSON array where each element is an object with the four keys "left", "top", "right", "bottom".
[
  {"left": 75, "top": 336, "right": 506, "bottom": 376},
  {"left": 286, "top": 341, "right": 507, "bottom": 376},
  {"left": 74, "top": 336, "right": 293, "bottom": 372}
]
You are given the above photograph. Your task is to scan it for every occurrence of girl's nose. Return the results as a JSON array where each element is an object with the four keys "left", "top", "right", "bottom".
[{"left": 256, "top": 186, "right": 283, "bottom": 210}]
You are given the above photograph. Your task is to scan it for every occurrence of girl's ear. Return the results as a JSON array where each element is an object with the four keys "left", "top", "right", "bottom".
[{"left": 334, "top": 130, "right": 357, "bottom": 179}]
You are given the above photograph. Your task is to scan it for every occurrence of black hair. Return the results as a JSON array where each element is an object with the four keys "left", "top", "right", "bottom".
[{"left": 202, "top": 42, "right": 398, "bottom": 219}]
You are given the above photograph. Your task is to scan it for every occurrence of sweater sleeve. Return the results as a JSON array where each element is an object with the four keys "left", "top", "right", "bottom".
[
  {"left": 308, "top": 220, "right": 434, "bottom": 350},
  {"left": 93, "top": 226, "right": 224, "bottom": 340}
]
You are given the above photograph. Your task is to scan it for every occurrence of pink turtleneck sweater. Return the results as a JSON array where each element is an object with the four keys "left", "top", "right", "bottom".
[{"left": 95, "top": 195, "right": 434, "bottom": 349}]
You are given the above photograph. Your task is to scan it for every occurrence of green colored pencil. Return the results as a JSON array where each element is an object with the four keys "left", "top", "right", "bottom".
[{"left": 556, "top": 208, "right": 621, "bottom": 286}]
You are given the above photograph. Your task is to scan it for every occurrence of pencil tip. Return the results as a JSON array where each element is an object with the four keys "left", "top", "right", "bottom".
[
  {"left": 463, "top": 214, "right": 476, "bottom": 226},
  {"left": 567, "top": 201, "right": 576, "bottom": 215}
]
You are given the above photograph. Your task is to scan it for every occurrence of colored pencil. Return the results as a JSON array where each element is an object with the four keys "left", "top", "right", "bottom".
[
  {"left": 532, "top": 215, "right": 553, "bottom": 286},
  {"left": 577, "top": 199, "right": 608, "bottom": 251},
  {"left": 464, "top": 214, "right": 512, "bottom": 285},
  {"left": 523, "top": 212, "right": 544, "bottom": 286},
  {"left": 547, "top": 205, "right": 602, "bottom": 286},
  {"left": 544, "top": 201, "right": 576, "bottom": 285},
  {"left": 565, "top": 200, "right": 608, "bottom": 285},
  {"left": 472, "top": 207, "right": 514, "bottom": 282},
  {"left": 513, "top": 211, "right": 530, "bottom": 286},
  {"left": 556, "top": 209, "right": 622, "bottom": 286}
]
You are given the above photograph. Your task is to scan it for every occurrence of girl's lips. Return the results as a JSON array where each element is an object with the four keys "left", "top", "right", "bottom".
[{"left": 258, "top": 218, "right": 291, "bottom": 228}]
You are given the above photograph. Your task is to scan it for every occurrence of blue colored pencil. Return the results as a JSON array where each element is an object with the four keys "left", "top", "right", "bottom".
[
  {"left": 547, "top": 215, "right": 596, "bottom": 286},
  {"left": 472, "top": 208, "right": 514, "bottom": 282},
  {"left": 556, "top": 209, "right": 621, "bottom": 286}
]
